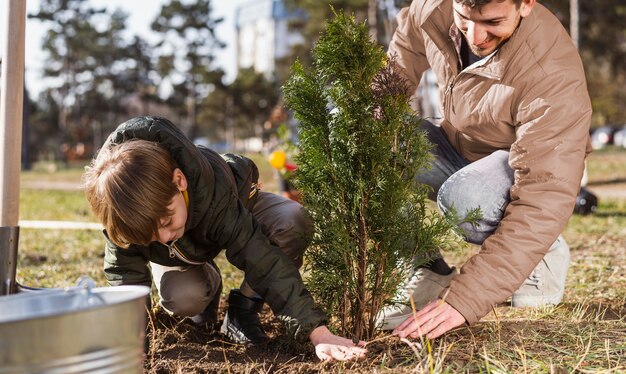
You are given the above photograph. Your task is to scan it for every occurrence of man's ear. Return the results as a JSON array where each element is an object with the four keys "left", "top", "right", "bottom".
[
  {"left": 172, "top": 168, "right": 188, "bottom": 191},
  {"left": 519, "top": 0, "right": 536, "bottom": 18}
]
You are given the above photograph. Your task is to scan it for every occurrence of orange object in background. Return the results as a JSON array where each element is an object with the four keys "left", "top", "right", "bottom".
[
  {"left": 268, "top": 150, "right": 301, "bottom": 203},
  {"left": 268, "top": 150, "right": 287, "bottom": 170}
]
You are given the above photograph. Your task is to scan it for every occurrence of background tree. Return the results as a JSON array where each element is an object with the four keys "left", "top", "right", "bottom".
[
  {"left": 278, "top": 1, "right": 412, "bottom": 83},
  {"left": 542, "top": 0, "right": 626, "bottom": 126},
  {"left": 26, "top": 89, "right": 62, "bottom": 163},
  {"left": 197, "top": 68, "right": 279, "bottom": 148},
  {"left": 81, "top": 10, "right": 157, "bottom": 147},
  {"left": 279, "top": 0, "right": 368, "bottom": 83},
  {"left": 283, "top": 11, "right": 456, "bottom": 340},
  {"left": 28, "top": 0, "right": 106, "bottom": 143},
  {"left": 150, "top": 0, "right": 225, "bottom": 138},
  {"left": 113, "top": 35, "right": 160, "bottom": 118},
  {"left": 228, "top": 68, "right": 280, "bottom": 141},
  {"left": 29, "top": 0, "right": 157, "bottom": 152}
]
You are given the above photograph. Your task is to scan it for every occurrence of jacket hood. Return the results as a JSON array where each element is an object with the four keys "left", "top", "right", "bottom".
[{"left": 103, "top": 116, "right": 215, "bottom": 231}]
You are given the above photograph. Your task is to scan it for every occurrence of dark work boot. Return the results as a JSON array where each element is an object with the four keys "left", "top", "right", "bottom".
[{"left": 220, "top": 289, "right": 269, "bottom": 345}]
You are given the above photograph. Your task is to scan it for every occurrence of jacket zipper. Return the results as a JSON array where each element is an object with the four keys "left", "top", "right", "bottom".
[
  {"left": 166, "top": 240, "right": 205, "bottom": 265},
  {"left": 444, "top": 53, "right": 499, "bottom": 118},
  {"left": 443, "top": 75, "right": 458, "bottom": 119},
  {"left": 444, "top": 75, "right": 464, "bottom": 156}
]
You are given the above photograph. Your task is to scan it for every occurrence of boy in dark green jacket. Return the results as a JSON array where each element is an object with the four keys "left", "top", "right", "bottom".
[{"left": 83, "top": 116, "right": 366, "bottom": 361}]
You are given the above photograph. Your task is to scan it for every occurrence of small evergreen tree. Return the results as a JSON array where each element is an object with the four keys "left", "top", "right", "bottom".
[{"left": 283, "top": 11, "right": 457, "bottom": 340}]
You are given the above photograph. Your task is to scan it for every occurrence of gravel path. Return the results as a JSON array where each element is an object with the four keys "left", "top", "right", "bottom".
[
  {"left": 18, "top": 220, "right": 102, "bottom": 230},
  {"left": 587, "top": 183, "right": 626, "bottom": 199},
  {"left": 21, "top": 180, "right": 83, "bottom": 191}
]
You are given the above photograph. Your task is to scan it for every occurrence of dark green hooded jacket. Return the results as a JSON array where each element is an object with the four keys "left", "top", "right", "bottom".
[{"left": 102, "top": 116, "right": 326, "bottom": 341}]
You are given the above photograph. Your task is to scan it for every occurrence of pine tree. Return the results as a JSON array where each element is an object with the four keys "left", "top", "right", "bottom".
[
  {"left": 283, "top": 11, "right": 457, "bottom": 340},
  {"left": 151, "top": 0, "right": 225, "bottom": 138}
]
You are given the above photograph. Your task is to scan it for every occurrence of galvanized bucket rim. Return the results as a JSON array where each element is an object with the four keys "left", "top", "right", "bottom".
[{"left": 0, "top": 285, "right": 150, "bottom": 324}]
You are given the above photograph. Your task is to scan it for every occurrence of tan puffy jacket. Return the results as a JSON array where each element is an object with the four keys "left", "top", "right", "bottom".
[{"left": 389, "top": 0, "right": 592, "bottom": 324}]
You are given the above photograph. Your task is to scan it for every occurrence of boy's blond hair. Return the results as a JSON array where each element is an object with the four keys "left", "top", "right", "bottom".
[{"left": 83, "top": 140, "right": 179, "bottom": 247}]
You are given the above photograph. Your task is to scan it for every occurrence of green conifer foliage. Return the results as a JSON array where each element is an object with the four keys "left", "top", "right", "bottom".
[{"left": 283, "top": 11, "right": 455, "bottom": 340}]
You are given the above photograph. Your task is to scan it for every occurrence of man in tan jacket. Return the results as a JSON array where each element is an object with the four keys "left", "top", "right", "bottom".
[{"left": 376, "top": 0, "right": 592, "bottom": 339}]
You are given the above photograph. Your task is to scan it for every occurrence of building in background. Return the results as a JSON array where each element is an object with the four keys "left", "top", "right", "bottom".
[
  {"left": 235, "top": 0, "right": 441, "bottom": 126},
  {"left": 235, "top": 0, "right": 304, "bottom": 80},
  {"left": 379, "top": 0, "right": 442, "bottom": 122}
]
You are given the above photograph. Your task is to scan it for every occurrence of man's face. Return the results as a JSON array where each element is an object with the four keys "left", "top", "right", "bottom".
[{"left": 453, "top": 0, "right": 534, "bottom": 57}]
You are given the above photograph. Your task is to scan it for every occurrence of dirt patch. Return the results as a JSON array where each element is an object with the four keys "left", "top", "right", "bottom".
[
  {"left": 144, "top": 303, "right": 457, "bottom": 373},
  {"left": 144, "top": 303, "right": 626, "bottom": 373},
  {"left": 144, "top": 306, "right": 382, "bottom": 373},
  {"left": 144, "top": 233, "right": 626, "bottom": 373}
]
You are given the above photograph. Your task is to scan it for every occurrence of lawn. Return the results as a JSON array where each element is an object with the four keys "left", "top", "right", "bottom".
[{"left": 12, "top": 149, "right": 626, "bottom": 373}]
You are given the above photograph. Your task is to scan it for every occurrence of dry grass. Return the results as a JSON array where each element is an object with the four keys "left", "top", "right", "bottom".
[{"left": 13, "top": 149, "right": 626, "bottom": 372}]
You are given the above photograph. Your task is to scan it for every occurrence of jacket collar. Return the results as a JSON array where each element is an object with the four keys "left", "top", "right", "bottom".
[
  {"left": 418, "top": 0, "right": 449, "bottom": 24},
  {"left": 419, "top": 0, "right": 458, "bottom": 72}
]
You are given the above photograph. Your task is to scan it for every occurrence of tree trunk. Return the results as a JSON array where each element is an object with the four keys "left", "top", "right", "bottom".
[{"left": 355, "top": 196, "right": 369, "bottom": 339}]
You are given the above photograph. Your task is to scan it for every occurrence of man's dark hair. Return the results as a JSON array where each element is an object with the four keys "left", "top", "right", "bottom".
[{"left": 454, "top": 0, "right": 523, "bottom": 8}]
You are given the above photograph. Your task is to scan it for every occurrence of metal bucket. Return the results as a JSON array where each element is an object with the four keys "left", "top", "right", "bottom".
[{"left": 0, "top": 281, "right": 150, "bottom": 373}]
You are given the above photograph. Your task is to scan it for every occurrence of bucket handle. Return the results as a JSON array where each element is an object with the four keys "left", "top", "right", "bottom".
[{"left": 75, "top": 276, "right": 106, "bottom": 308}]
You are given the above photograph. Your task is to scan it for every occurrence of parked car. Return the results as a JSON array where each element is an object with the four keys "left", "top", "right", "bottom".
[
  {"left": 590, "top": 126, "right": 618, "bottom": 150},
  {"left": 612, "top": 126, "right": 626, "bottom": 148}
]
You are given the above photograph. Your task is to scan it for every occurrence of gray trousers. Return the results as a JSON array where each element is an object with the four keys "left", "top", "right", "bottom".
[
  {"left": 418, "top": 121, "right": 515, "bottom": 244},
  {"left": 151, "top": 191, "right": 312, "bottom": 317}
]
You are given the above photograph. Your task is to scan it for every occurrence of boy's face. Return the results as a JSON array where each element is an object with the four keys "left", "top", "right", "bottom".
[
  {"left": 453, "top": 0, "right": 535, "bottom": 57},
  {"left": 154, "top": 168, "right": 188, "bottom": 244}
]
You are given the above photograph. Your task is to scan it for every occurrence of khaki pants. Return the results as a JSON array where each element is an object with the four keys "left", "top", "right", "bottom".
[{"left": 151, "top": 191, "right": 312, "bottom": 317}]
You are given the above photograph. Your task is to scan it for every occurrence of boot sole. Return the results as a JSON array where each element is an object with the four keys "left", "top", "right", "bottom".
[
  {"left": 220, "top": 312, "right": 269, "bottom": 345},
  {"left": 511, "top": 292, "right": 564, "bottom": 307},
  {"left": 220, "top": 312, "right": 249, "bottom": 344}
]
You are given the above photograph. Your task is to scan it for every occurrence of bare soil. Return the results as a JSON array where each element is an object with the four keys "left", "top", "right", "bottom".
[
  {"left": 144, "top": 302, "right": 436, "bottom": 373},
  {"left": 145, "top": 305, "right": 324, "bottom": 374},
  {"left": 145, "top": 301, "right": 626, "bottom": 373},
  {"left": 144, "top": 232, "right": 626, "bottom": 373}
]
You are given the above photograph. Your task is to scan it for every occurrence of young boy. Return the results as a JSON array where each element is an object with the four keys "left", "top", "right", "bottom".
[{"left": 83, "top": 116, "right": 366, "bottom": 361}]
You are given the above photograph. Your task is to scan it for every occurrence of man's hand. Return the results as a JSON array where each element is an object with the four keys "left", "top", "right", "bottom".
[
  {"left": 309, "top": 325, "right": 367, "bottom": 362},
  {"left": 392, "top": 299, "right": 465, "bottom": 339}
]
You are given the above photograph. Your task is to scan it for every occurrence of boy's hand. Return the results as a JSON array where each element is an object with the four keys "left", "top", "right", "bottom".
[
  {"left": 393, "top": 299, "right": 465, "bottom": 339},
  {"left": 309, "top": 325, "right": 367, "bottom": 362}
]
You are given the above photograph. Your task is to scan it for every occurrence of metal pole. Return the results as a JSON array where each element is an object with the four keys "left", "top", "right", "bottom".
[
  {"left": 0, "top": 0, "right": 27, "bottom": 295},
  {"left": 368, "top": 0, "right": 378, "bottom": 43},
  {"left": 570, "top": 0, "right": 579, "bottom": 49}
]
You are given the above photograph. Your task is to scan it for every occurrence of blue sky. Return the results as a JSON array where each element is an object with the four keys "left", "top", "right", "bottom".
[{"left": 2, "top": 0, "right": 247, "bottom": 97}]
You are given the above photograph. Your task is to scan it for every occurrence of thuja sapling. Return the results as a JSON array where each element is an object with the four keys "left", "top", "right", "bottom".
[{"left": 283, "top": 10, "right": 461, "bottom": 340}]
